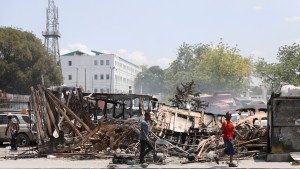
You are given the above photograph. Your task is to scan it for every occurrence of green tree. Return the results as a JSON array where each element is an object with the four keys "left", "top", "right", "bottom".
[
  {"left": 254, "top": 58, "right": 280, "bottom": 92},
  {"left": 134, "top": 65, "right": 165, "bottom": 95},
  {"left": 0, "top": 27, "right": 63, "bottom": 94},
  {"left": 255, "top": 43, "right": 300, "bottom": 92},
  {"left": 276, "top": 43, "right": 300, "bottom": 85},
  {"left": 195, "top": 41, "right": 252, "bottom": 94},
  {"left": 169, "top": 80, "right": 195, "bottom": 108},
  {"left": 164, "top": 43, "right": 198, "bottom": 96},
  {"left": 164, "top": 40, "right": 252, "bottom": 98}
]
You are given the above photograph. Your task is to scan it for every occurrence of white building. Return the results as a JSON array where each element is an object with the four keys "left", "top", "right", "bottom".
[{"left": 61, "top": 50, "right": 141, "bottom": 93}]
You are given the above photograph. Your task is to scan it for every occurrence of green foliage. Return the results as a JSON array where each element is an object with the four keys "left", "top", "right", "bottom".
[
  {"left": 195, "top": 41, "right": 252, "bottom": 93},
  {"left": 164, "top": 43, "right": 198, "bottom": 95},
  {"left": 277, "top": 43, "right": 300, "bottom": 85},
  {"left": 255, "top": 43, "right": 300, "bottom": 92},
  {"left": 164, "top": 40, "right": 252, "bottom": 98},
  {"left": 168, "top": 80, "right": 195, "bottom": 108},
  {"left": 0, "top": 27, "right": 63, "bottom": 94},
  {"left": 134, "top": 65, "right": 165, "bottom": 95}
]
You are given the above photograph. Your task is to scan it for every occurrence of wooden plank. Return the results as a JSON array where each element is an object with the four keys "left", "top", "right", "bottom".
[
  {"left": 30, "top": 87, "right": 45, "bottom": 142},
  {"left": 37, "top": 85, "right": 52, "bottom": 135},
  {"left": 43, "top": 86, "right": 91, "bottom": 132}
]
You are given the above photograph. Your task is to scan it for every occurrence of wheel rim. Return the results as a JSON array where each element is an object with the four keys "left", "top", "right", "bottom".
[{"left": 18, "top": 135, "right": 28, "bottom": 147}]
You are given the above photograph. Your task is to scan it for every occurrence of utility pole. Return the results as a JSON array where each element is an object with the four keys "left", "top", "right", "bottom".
[
  {"left": 43, "top": 0, "right": 61, "bottom": 73},
  {"left": 85, "top": 68, "right": 86, "bottom": 92},
  {"left": 110, "top": 67, "right": 115, "bottom": 93},
  {"left": 76, "top": 68, "right": 78, "bottom": 87}
]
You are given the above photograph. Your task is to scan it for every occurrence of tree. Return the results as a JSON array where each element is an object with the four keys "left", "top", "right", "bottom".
[
  {"left": 0, "top": 27, "right": 63, "bottom": 94},
  {"left": 164, "top": 43, "right": 198, "bottom": 96},
  {"left": 255, "top": 43, "right": 300, "bottom": 92},
  {"left": 254, "top": 58, "right": 280, "bottom": 92},
  {"left": 164, "top": 40, "right": 252, "bottom": 97},
  {"left": 169, "top": 80, "right": 195, "bottom": 108},
  {"left": 134, "top": 65, "right": 165, "bottom": 95},
  {"left": 194, "top": 41, "right": 252, "bottom": 94}
]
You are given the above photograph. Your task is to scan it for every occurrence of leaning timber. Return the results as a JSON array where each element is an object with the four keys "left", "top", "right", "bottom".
[{"left": 29, "top": 85, "right": 268, "bottom": 162}]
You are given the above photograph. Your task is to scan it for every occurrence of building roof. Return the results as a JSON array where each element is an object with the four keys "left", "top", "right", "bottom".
[
  {"left": 91, "top": 50, "right": 104, "bottom": 55},
  {"left": 62, "top": 50, "right": 105, "bottom": 56}
]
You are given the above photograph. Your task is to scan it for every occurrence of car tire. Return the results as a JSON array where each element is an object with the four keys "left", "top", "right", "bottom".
[{"left": 17, "top": 133, "right": 30, "bottom": 147}]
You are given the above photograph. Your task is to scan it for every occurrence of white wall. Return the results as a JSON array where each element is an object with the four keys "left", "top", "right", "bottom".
[{"left": 61, "top": 53, "right": 141, "bottom": 93}]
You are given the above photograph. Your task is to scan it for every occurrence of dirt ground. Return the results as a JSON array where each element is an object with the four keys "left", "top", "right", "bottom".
[{"left": 0, "top": 144, "right": 298, "bottom": 168}]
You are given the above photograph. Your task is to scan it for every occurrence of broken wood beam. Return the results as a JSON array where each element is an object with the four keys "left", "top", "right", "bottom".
[
  {"left": 31, "top": 87, "right": 45, "bottom": 143},
  {"left": 37, "top": 85, "right": 53, "bottom": 135},
  {"left": 51, "top": 99, "right": 83, "bottom": 137},
  {"left": 74, "top": 125, "right": 102, "bottom": 149},
  {"left": 43, "top": 86, "right": 91, "bottom": 132}
]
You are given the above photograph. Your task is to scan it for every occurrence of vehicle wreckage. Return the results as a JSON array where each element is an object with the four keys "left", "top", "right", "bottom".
[{"left": 25, "top": 85, "right": 268, "bottom": 164}]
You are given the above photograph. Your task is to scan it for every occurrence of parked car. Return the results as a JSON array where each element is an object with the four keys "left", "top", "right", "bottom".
[
  {"left": 235, "top": 98, "right": 252, "bottom": 107},
  {"left": 0, "top": 113, "right": 36, "bottom": 146},
  {"left": 211, "top": 91, "right": 236, "bottom": 107}
]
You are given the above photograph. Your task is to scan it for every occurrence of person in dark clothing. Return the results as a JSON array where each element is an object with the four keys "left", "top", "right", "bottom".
[
  {"left": 5, "top": 113, "right": 19, "bottom": 151},
  {"left": 10, "top": 125, "right": 18, "bottom": 150},
  {"left": 139, "top": 112, "right": 154, "bottom": 164}
]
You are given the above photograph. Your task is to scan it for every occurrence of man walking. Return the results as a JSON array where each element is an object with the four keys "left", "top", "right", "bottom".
[
  {"left": 219, "top": 111, "right": 243, "bottom": 167},
  {"left": 139, "top": 112, "right": 154, "bottom": 164}
]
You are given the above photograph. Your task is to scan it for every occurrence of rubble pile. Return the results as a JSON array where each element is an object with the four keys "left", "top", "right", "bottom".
[{"left": 29, "top": 85, "right": 269, "bottom": 164}]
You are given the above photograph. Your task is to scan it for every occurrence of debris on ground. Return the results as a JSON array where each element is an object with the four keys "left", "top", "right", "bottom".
[{"left": 24, "top": 85, "right": 269, "bottom": 165}]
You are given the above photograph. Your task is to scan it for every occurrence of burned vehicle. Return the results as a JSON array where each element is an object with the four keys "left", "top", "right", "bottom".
[{"left": 28, "top": 85, "right": 270, "bottom": 165}]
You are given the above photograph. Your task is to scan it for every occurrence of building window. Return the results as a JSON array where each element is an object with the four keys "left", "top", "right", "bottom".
[
  {"left": 106, "top": 60, "right": 110, "bottom": 65},
  {"left": 68, "top": 75, "right": 72, "bottom": 80},
  {"left": 94, "top": 89, "right": 98, "bottom": 93},
  {"left": 106, "top": 74, "right": 110, "bottom": 80},
  {"left": 94, "top": 74, "right": 98, "bottom": 80},
  {"left": 100, "top": 60, "right": 104, "bottom": 65},
  {"left": 100, "top": 88, "right": 104, "bottom": 93},
  {"left": 100, "top": 74, "right": 104, "bottom": 80},
  {"left": 68, "top": 61, "right": 72, "bottom": 66},
  {"left": 94, "top": 60, "right": 98, "bottom": 66}
]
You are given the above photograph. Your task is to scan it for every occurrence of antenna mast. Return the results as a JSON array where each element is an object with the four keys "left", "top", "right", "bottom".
[{"left": 43, "top": 0, "right": 61, "bottom": 69}]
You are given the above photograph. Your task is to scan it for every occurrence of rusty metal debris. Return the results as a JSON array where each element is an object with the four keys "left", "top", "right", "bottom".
[{"left": 29, "top": 85, "right": 268, "bottom": 164}]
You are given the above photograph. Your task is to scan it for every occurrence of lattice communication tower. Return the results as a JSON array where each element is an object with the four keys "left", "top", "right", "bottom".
[{"left": 42, "top": 0, "right": 61, "bottom": 68}]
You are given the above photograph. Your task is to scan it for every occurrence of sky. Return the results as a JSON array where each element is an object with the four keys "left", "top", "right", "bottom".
[{"left": 2, "top": 0, "right": 300, "bottom": 69}]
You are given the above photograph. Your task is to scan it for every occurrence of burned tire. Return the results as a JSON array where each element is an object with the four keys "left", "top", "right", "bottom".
[{"left": 17, "top": 133, "right": 30, "bottom": 147}]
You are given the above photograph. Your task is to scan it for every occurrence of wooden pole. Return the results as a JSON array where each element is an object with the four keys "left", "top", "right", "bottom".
[
  {"left": 30, "top": 87, "right": 45, "bottom": 143},
  {"left": 37, "top": 85, "right": 53, "bottom": 135},
  {"left": 49, "top": 98, "right": 82, "bottom": 137},
  {"left": 37, "top": 85, "right": 60, "bottom": 133},
  {"left": 42, "top": 86, "right": 91, "bottom": 132}
]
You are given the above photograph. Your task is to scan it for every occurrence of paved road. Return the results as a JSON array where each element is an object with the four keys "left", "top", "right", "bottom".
[
  {"left": 0, "top": 145, "right": 298, "bottom": 168},
  {"left": 0, "top": 157, "right": 298, "bottom": 168}
]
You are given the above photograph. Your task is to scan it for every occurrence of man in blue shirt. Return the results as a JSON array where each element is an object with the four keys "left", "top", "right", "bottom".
[{"left": 139, "top": 112, "right": 153, "bottom": 164}]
